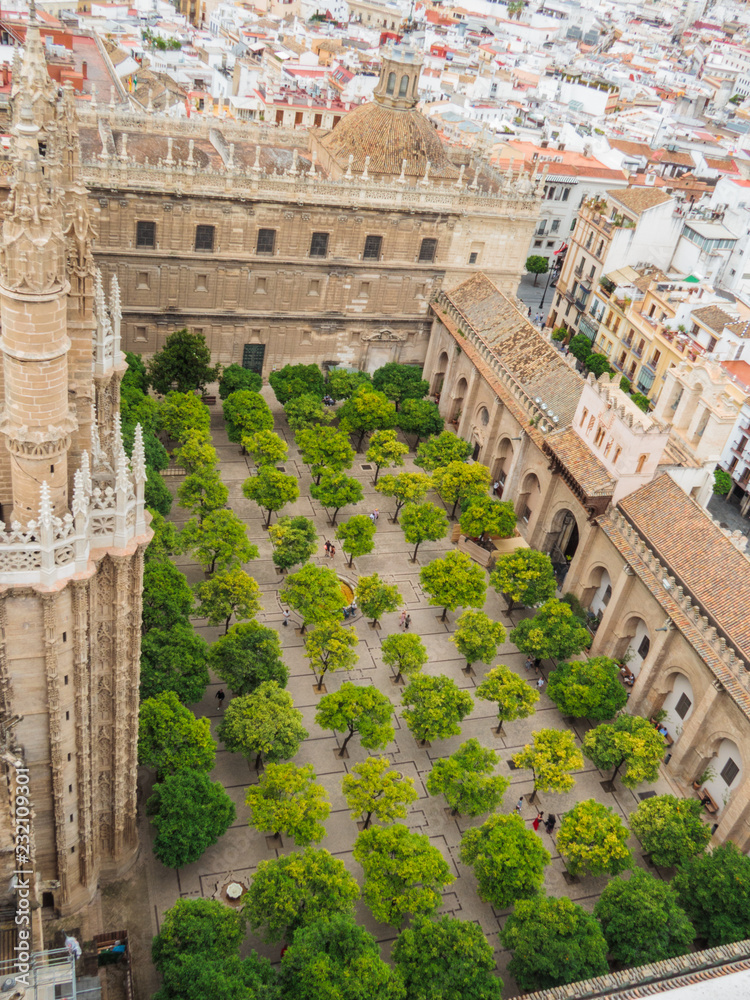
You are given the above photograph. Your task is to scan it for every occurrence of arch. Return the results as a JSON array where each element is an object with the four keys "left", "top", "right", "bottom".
[
  {"left": 477, "top": 405, "right": 490, "bottom": 427},
  {"left": 588, "top": 566, "right": 612, "bottom": 616},
  {"left": 386, "top": 71, "right": 396, "bottom": 95},
  {"left": 451, "top": 376, "right": 468, "bottom": 423},
  {"left": 660, "top": 671, "right": 695, "bottom": 739},
  {"left": 431, "top": 350, "right": 449, "bottom": 397},
  {"left": 622, "top": 616, "right": 651, "bottom": 677},
  {"left": 546, "top": 507, "right": 580, "bottom": 586},
  {"left": 701, "top": 737, "right": 742, "bottom": 815},
  {"left": 398, "top": 74, "right": 409, "bottom": 97},
  {"left": 517, "top": 471, "right": 541, "bottom": 524},
  {"left": 491, "top": 436, "right": 514, "bottom": 496}
]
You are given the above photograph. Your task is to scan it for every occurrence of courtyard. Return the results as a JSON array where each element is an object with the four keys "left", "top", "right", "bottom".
[{"left": 112, "top": 385, "right": 684, "bottom": 999}]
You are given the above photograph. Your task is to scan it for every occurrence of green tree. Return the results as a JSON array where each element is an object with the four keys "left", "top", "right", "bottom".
[
  {"left": 310, "top": 469, "right": 364, "bottom": 525},
  {"left": 342, "top": 756, "right": 417, "bottom": 829},
  {"left": 460, "top": 813, "right": 550, "bottom": 907},
  {"left": 366, "top": 429, "right": 409, "bottom": 483},
  {"left": 269, "top": 363, "right": 324, "bottom": 404},
  {"left": 630, "top": 794, "right": 711, "bottom": 868},
  {"left": 459, "top": 496, "right": 516, "bottom": 539},
  {"left": 278, "top": 913, "right": 405, "bottom": 1000},
  {"left": 372, "top": 362, "right": 429, "bottom": 410},
  {"left": 138, "top": 691, "right": 216, "bottom": 778},
  {"left": 142, "top": 560, "right": 193, "bottom": 633},
  {"left": 140, "top": 624, "right": 209, "bottom": 704},
  {"left": 415, "top": 431, "right": 472, "bottom": 472},
  {"left": 355, "top": 572, "right": 402, "bottom": 627},
  {"left": 152, "top": 898, "right": 246, "bottom": 971},
  {"left": 123, "top": 350, "right": 149, "bottom": 394},
  {"left": 181, "top": 509, "right": 258, "bottom": 574},
  {"left": 501, "top": 894, "right": 609, "bottom": 991},
  {"left": 393, "top": 915, "right": 502, "bottom": 1000},
  {"left": 194, "top": 568, "right": 261, "bottom": 633},
  {"left": 509, "top": 598, "right": 590, "bottom": 664},
  {"left": 557, "top": 799, "right": 632, "bottom": 877},
  {"left": 490, "top": 548, "right": 557, "bottom": 610},
  {"left": 209, "top": 620, "right": 288, "bottom": 696},
  {"left": 569, "top": 333, "right": 594, "bottom": 363},
  {"left": 243, "top": 848, "right": 360, "bottom": 942},
  {"left": 160, "top": 391, "right": 210, "bottom": 442},
  {"left": 173, "top": 430, "right": 217, "bottom": 474},
  {"left": 582, "top": 714, "right": 666, "bottom": 789},
  {"left": 420, "top": 549, "right": 487, "bottom": 622},
  {"left": 547, "top": 656, "right": 628, "bottom": 722},
  {"left": 427, "top": 738, "right": 509, "bottom": 817},
  {"left": 338, "top": 386, "right": 396, "bottom": 451},
  {"left": 223, "top": 390, "right": 274, "bottom": 444},
  {"left": 280, "top": 563, "right": 346, "bottom": 631},
  {"left": 401, "top": 674, "right": 473, "bottom": 745},
  {"left": 147, "top": 771, "right": 235, "bottom": 869},
  {"left": 144, "top": 467, "right": 173, "bottom": 517},
  {"left": 672, "top": 842, "right": 750, "bottom": 946},
  {"left": 335, "top": 514, "right": 376, "bottom": 567},
  {"left": 475, "top": 664, "right": 539, "bottom": 735},
  {"left": 630, "top": 391, "right": 651, "bottom": 412},
  {"left": 376, "top": 471, "right": 433, "bottom": 523},
  {"left": 585, "top": 352, "right": 613, "bottom": 378},
  {"left": 218, "top": 362, "right": 262, "bottom": 399},
  {"left": 326, "top": 367, "right": 371, "bottom": 400},
  {"left": 296, "top": 425, "right": 354, "bottom": 483},
  {"left": 268, "top": 515, "right": 318, "bottom": 572},
  {"left": 451, "top": 609, "right": 506, "bottom": 674},
  {"left": 432, "top": 461, "right": 491, "bottom": 519},
  {"left": 381, "top": 632, "right": 428, "bottom": 683},
  {"left": 242, "top": 465, "right": 299, "bottom": 528},
  {"left": 154, "top": 947, "right": 273, "bottom": 1000},
  {"left": 512, "top": 728, "right": 584, "bottom": 803},
  {"left": 397, "top": 398, "right": 444, "bottom": 448},
  {"left": 245, "top": 762, "right": 330, "bottom": 846},
  {"left": 594, "top": 867, "right": 695, "bottom": 966},
  {"left": 218, "top": 681, "right": 307, "bottom": 769},
  {"left": 525, "top": 254, "right": 549, "bottom": 285},
  {"left": 177, "top": 469, "right": 228, "bottom": 520},
  {"left": 242, "top": 429, "right": 288, "bottom": 468},
  {"left": 284, "top": 392, "right": 334, "bottom": 432},
  {"left": 713, "top": 468, "right": 732, "bottom": 495},
  {"left": 401, "top": 501, "right": 449, "bottom": 561},
  {"left": 305, "top": 620, "right": 359, "bottom": 690},
  {"left": 147, "top": 328, "right": 219, "bottom": 395},
  {"left": 316, "top": 682, "right": 395, "bottom": 757},
  {"left": 145, "top": 509, "right": 180, "bottom": 564},
  {"left": 353, "top": 823, "right": 455, "bottom": 926}
]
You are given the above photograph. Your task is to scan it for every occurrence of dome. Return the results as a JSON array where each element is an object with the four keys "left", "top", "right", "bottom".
[{"left": 319, "top": 101, "right": 459, "bottom": 181}]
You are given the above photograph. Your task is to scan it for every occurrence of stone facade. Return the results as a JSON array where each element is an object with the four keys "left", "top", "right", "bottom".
[
  {"left": 0, "top": 11, "right": 150, "bottom": 930},
  {"left": 425, "top": 273, "right": 750, "bottom": 850}
]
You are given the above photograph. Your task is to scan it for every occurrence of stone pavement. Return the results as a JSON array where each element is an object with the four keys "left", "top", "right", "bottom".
[{"left": 115, "top": 386, "right": 681, "bottom": 999}]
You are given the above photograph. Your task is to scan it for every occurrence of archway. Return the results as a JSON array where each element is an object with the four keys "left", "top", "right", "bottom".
[
  {"left": 547, "top": 508, "right": 580, "bottom": 586},
  {"left": 702, "top": 737, "right": 742, "bottom": 816},
  {"left": 622, "top": 616, "right": 650, "bottom": 677},
  {"left": 517, "top": 472, "right": 540, "bottom": 525},
  {"left": 588, "top": 566, "right": 611, "bottom": 617},
  {"left": 451, "top": 376, "right": 468, "bottom": 424},
  {"left": 432, "top": 351, "right": 449, "bottom": 398},
  {"left": 492, "top": 437, "right": 513, "bottom": 498},
  {"left": 660, "top": 671, "right": 695, "bottom": 740}
]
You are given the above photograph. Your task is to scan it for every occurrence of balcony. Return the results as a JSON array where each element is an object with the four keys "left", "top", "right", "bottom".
[
  {"left": 621, "top": 336, "right": 634, "bottom": 350},
  {"left": 564, "top": 288, "right": 576, "bottom": 305},
  {"left": 611, "top": 358, "right": 624, "bottom": 372},
  {"left": 632, "top": 344, "right": 644, "bottom": 359},
  {"left": 574, "top": 298, "right": 589, "bottom": 313},
  {"left": 574, "top": 265, "right": 584, "bottom": 277}
]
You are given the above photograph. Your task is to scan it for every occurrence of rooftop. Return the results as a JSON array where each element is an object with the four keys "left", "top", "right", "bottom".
[
  {"left": 607, "top": 186, "right": 673, "bottom": 215},
  {"left": 691, "top": 304, "right": 736, "bottom": 333}
]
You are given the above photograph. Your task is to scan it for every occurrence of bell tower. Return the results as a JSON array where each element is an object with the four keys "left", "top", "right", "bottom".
[{"left": 372, "top": 44, "right": 424, "bottom": 111}]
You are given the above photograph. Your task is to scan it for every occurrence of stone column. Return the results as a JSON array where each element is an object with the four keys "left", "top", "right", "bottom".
[
  {"left": 667, "top": 681, "right": 723, "bottom": 783},
  {"left": 628, "top": 627, "right": 681, "bottom": 719},
  {"left": 588, "top": 565, "right": 638, "bottom": 658}
]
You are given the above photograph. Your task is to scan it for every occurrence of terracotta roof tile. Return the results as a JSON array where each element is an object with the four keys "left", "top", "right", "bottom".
[
  {"left": 607, "top": 186, "right": 673, "bottom": 214},
  {"left": 692, "top": 304, "right": 735, "bottom": 333},
  {"left": 545, "top": 427, "right": 615, "bottom": 497}
]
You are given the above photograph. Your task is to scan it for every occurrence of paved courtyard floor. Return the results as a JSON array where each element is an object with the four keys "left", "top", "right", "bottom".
[{"left": 106, "top": 387, "right": 683, "bottom": 999}]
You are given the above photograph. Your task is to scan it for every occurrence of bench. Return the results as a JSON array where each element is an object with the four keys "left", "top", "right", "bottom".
[
  {"left": 201, "top": 395, "right": 217, "bottom": 406},
  {"left": 697, "top": 789, "right": 719, "bottom": 815}
]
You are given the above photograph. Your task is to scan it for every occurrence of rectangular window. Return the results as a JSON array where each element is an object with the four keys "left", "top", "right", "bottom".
[
  {"left": 418, "top": 238, "right": 437, "bottom": 263},
  {"left": 310, "top": 232, "right": 329, "bottom": 257},
  {"left": 469, "top": 252, "right": 478, "bottom": 264},
  {"left": 256, "top": 229, "right": 276, "bottom": 254},
  {"left": 242, "top": 343, "right": 266, "bottom": 374},
  {"left": 136, "top": 220, "right": 155, "bottom": 248},
  {"left": 551, "top": 219, "right": 560, "bottom": 233},
  {"left": 675, "top": 693, "right": 692, "bottom": 719},
  {"left": 721, "top": 758, "right": 740, "bottom": 786},
  {"left": 136, "top": 271, "right": 150, "bottom": 290},
  {"left": 195, "top": 224, "right": 215, "bottom": 251},
  {"left": 363, "top": 235, "right": 382, "bottom": 260}
]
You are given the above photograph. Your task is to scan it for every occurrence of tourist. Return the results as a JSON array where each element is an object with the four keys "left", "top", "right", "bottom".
[
  {"left": 514, "top": 797, "right": 523, "bottom": 814},
  {"left": 282, "top": 609, "right": 290, "bottom": 627},
  {"left": 215, "top": 689, "right": 225, "bottom": 709},
  {"left": 536, "top": 676, "right": 545, "bottom": 691},
  {"left": 330, "top": 544, "right": 336, "bottom": 558},
  {"left": 524, "top": 655, "right": 535, "bottom": 672},
  {"left": 399, "top": 610, "right": 407, "bottom": 629},
  {"left": 324, "top": 540, "right": 331, "bottom": 557},
  {"left": 532, "top": 810, "right": 544, "bottom": 831},
  {"left": 404, "top": 614, "right": 411, "bottom": 631},
  {"left": 545, "top": 813, "right": 556, "bottom": 835}
]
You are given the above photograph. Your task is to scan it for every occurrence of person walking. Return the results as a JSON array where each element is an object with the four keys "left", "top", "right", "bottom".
[
  {"left": 532, "top": 810, "right": 543, "bottom": 831},
  {"left": 404, "top": 614, "right": 411, "bottom": 631},
  {"left": 524, "top": 655, "right": 535, "bottom": 672},
  {"left": 514, "top": 797, "right": 523, "bottom": 814},
  {"left": 545, "top": 813, "right": 556, "bottom": 835},
  {"left": 330, "top": 544, "right": 336, "bottom": 558},
  {"left": 536, "top": 676, "right": 545, "bottom": 691},
  {"left": 282, "top": 609, "right": 290, "bottom": 627},
  {"left": 215, "top": 689, "right": 225, "bottom": 710},
  {"left": 324, "top": 540, "right": 331, "bottom": 557},
  {"left": 493, "top": 480, "right": 500, "bottom": 496},
  {"left": 374, "top": 509, "right": 379, "bottom": 521},
  {"left": 369, "top": 512, "right": 376, "bottom": 523},
  {"left": 399, "top": 610, "right": 407, "bottom": 629}
]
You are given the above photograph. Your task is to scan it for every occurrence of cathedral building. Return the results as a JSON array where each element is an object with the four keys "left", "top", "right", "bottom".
[{"left": 0, "top": 11, "right": 150, "bottom": 930}]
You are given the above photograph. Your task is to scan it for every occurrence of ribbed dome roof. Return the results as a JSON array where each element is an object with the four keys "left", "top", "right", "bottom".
[{"left": 320, "top": 102, "right": 459, "bottom": 180}]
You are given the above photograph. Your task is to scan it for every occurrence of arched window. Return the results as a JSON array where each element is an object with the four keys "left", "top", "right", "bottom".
[
  {"left": 398, "top": 74, "right": 409, "bottom": 97},
  {"left": 386, "top": 72, "right": 395, "bottom": 95},
  {"left": 636, "top": 454, "right": 647, "bottom": 474},
  {"left": 478, "top": 406, "right": 490, "bottom": 426}
]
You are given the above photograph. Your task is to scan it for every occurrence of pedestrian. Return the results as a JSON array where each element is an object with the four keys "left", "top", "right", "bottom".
[
  {"left": 404, "top": 614, "right": 411, "bottom": 631},
  {"left": 330, "top": 545, "right": 336, "bottom": 558},
  {"left": 369, "top": 512, "right": 376, "bottom": 523},
  {"left": 545, "top": 813, "right": 556, "bottom": 835},
  {"left": 532, "top": 809, "right": 543, "bottom": 831},
  {"left": 514, "top": 797, "right": 523, "bottom": 814},
  {"left": 527, "top": 305, "right": 532, "bottom": 317},
  {"left": 399, "top": 610, "right": 407, "bottom": 629},
  {"left": 524, "top": 655, "right": 535, "bottom": 672},
  {"left": 343, "top": 605, "right": 351, "bottom": 620},
  {"left": 350, "top": 599, "right": 357, "bottom": 616},
  {"left": 65, "top": 935, "right": 82, "bottom": 961},
  {"left": 536, "top": 676, "right": 545, "bottom": 691},
  {"left": 324, "top": 539, "right": 331, "bottom": 557},
  {"left": 282, "top": 609, "right": 290, "bottom": 627},
  {"left": 215, "top": 689, "right": 225, "bottom": 709},
  {"left": 374, "top": 509, "right": 379, "bottom": 520},
  {"left": 493, "top": 480, "right": 500, "bottom": 496}
]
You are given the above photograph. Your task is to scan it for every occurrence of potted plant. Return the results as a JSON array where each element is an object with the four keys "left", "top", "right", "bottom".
[{"left": 692, "top": 765, "right": 716, "bottom": 791}]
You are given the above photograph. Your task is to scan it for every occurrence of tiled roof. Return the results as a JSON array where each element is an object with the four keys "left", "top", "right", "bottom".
[
  {"left": 545, "top": 427, "right": 615, "bottom": 497},
  {"left": 691, "top": 304, "right": 735, "bottom": 333},
  {"left": 609, "top": 138, "right": 652, "bottom": 158},
  {"left": 447, "top": 274, "right": 584, "bottom": 426},
  {"left": 607, "top": 186, "right": 673, "bottom": 214},
  {"left": 618, "top": 474, "right": 750, "bottom": 661},
  {"left": 724, "top": 318, "right": 750, "bottom": 340}
]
